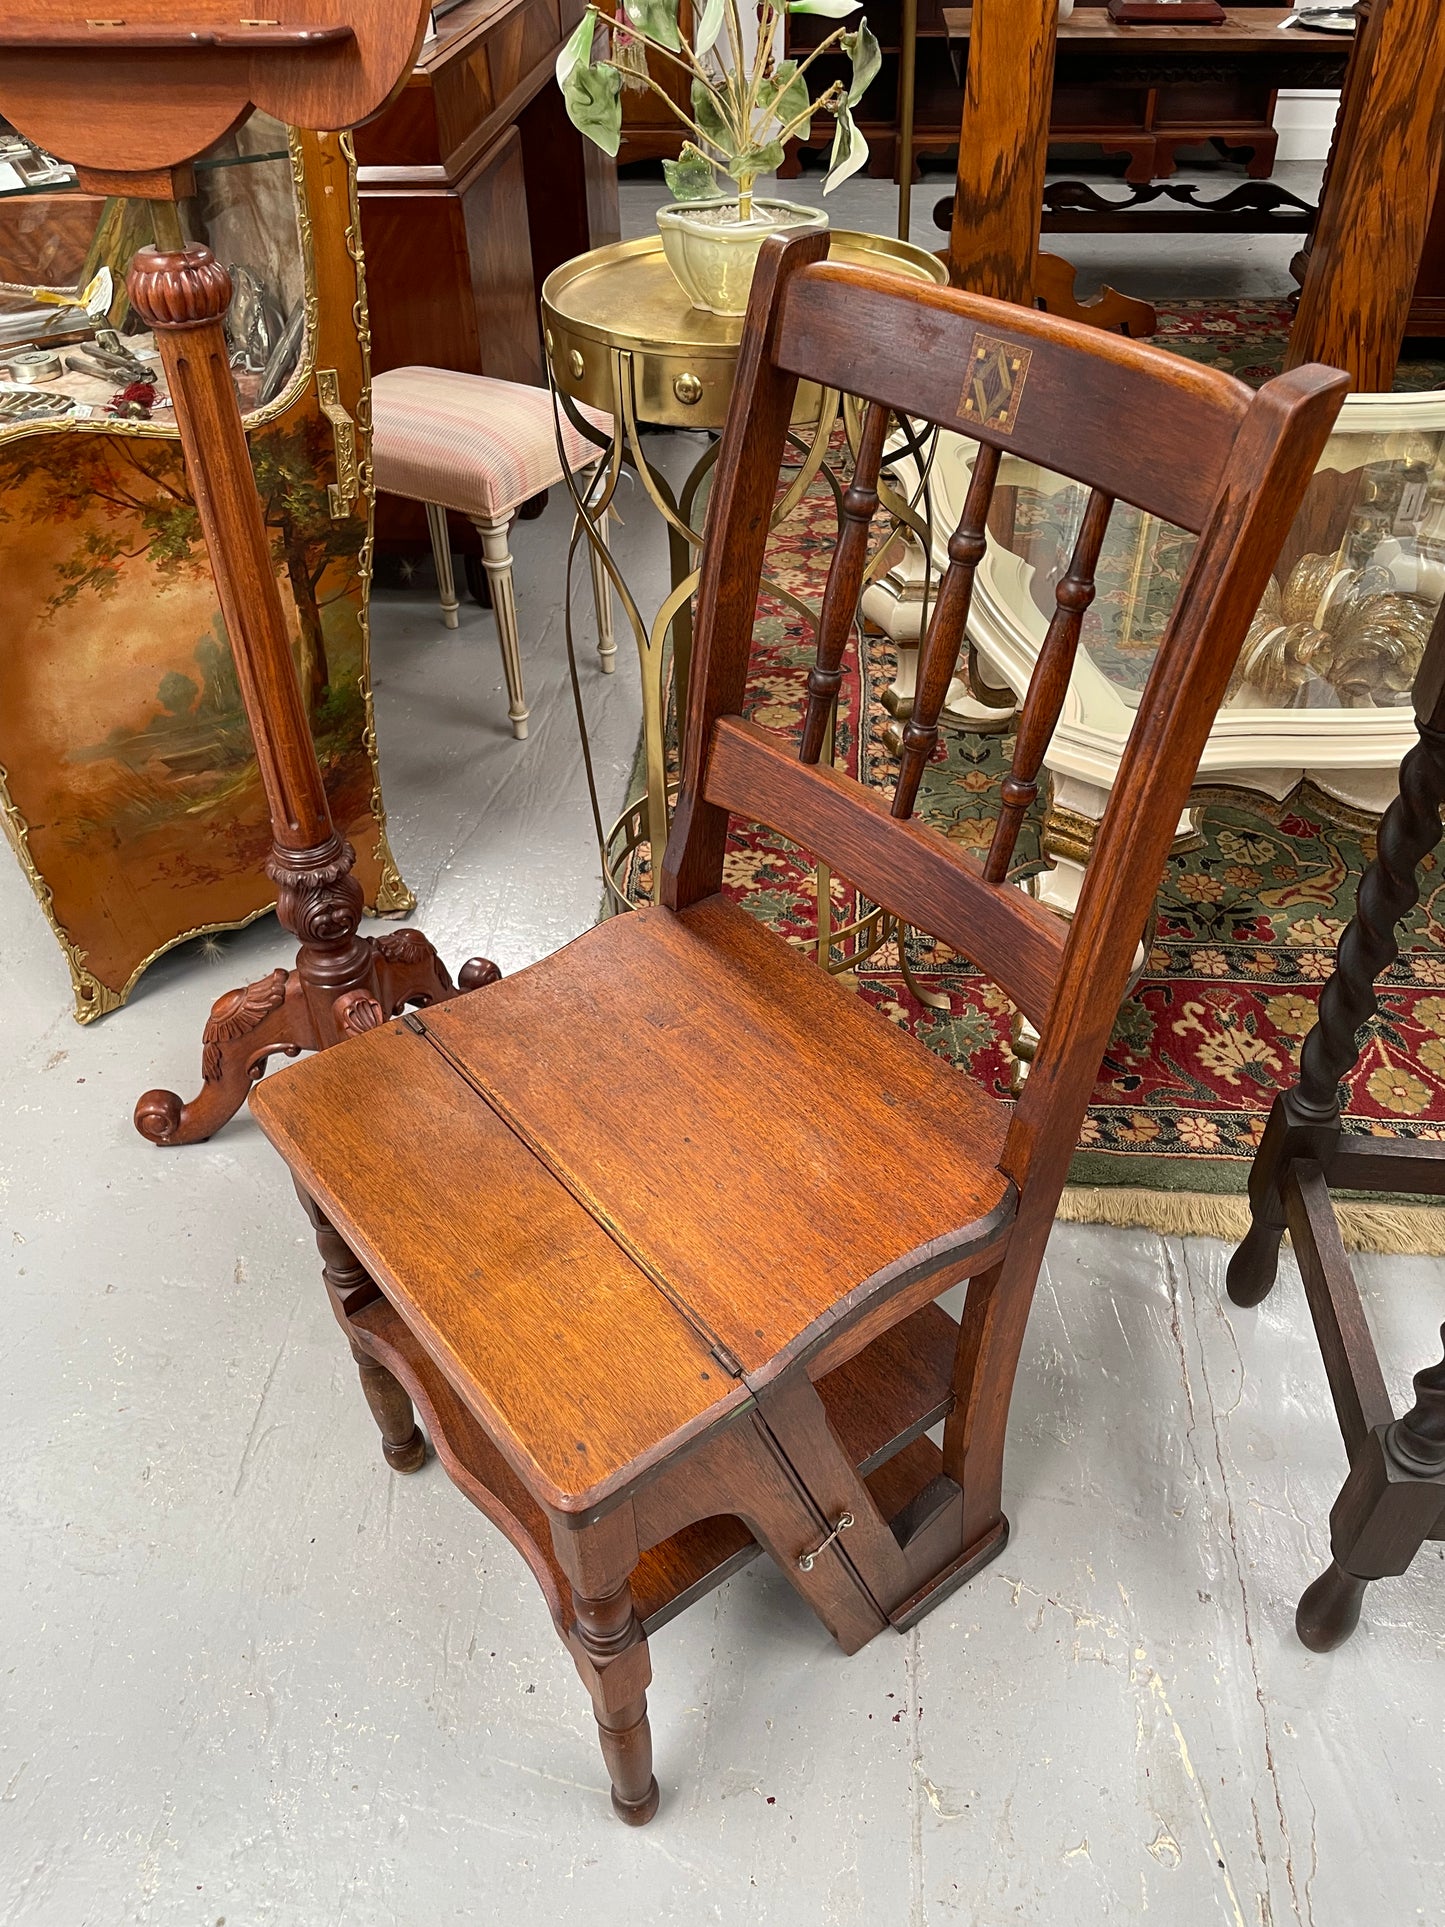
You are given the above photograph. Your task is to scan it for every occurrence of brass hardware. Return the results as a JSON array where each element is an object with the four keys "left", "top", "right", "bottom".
[
  {"left": 316, "top": 367, "right": 360, "bottom": 517},
  {"left": 673, "top": 371, "right": 703, "bottom": 406},
  {"left": 797, "top": 1512, "right": 854, "bottom": 1571},
  {"left": 544, "top": 328, "right": 554, "bottom": 355},
  {"left": 568, "top": 348, "right": 585, "bottom": 379}
]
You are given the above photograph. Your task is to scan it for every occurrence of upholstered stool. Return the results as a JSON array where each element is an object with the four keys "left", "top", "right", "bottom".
[{"left": 371, "top": 366, "right": 614, "bottom": 740}]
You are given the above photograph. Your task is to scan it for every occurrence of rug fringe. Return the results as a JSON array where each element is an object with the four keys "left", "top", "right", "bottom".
[{"left": 1058, "top": 1185, "right": 1445, "bottom": 1257}]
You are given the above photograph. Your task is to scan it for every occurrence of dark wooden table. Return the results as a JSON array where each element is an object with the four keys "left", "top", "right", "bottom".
[{"left": 940, "top": 4, "right": 1348, "bottom": 228}]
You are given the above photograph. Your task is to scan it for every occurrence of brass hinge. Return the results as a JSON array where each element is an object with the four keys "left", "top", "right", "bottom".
[{"left": 316, "top": 366, "right": 359, "bottom": 518}]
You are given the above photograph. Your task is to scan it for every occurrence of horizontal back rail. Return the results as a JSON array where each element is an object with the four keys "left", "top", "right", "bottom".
[
  {"left": 704, "top": 718, "right": 1066, "bottom": 1030},
  {"left": 774, "top": 264, "right": 1253, "bottom": 533}
]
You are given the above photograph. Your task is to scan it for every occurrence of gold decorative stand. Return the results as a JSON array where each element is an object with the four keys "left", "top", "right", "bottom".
[{"left": 541, "top": 230, "right": 945, "bottom": 911}]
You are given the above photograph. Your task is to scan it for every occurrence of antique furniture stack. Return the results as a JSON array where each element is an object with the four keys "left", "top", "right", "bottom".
[
  {"left": 252, "top": 230, "right": 1344, "bottom": 1821},
  {"left": 1228, "top": 598, "right": 1445, "bottom": 1652},
  {"left": 0, "top": 0, "right": 498, "bottom": 1146}
]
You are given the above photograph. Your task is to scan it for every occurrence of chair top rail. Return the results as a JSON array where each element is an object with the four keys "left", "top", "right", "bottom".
[{"left": 774, "top": 263, "right": 1255, "bottom": 534}]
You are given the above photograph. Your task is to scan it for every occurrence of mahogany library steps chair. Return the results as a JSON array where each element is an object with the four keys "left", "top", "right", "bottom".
[{"left": 251, "top": 231, "right": 1346, "bottom": 1825}]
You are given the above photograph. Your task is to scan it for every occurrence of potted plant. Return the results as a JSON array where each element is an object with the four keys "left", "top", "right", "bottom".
[{"left": 556, "top": 0, "right": 880, "bottom": 314}]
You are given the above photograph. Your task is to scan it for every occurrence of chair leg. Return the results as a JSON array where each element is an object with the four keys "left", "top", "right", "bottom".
[
  {"left": 571, "top": 1579, "right": 659, "bottom": 1825},
  {"left": 348, "top": 1337, "right": 428, "bottom": 1472},
  {"left": 295, "top": 1184, "right": 427, "bottom": 1474},
  {"left": 941, "top": 1246, "right": 1039, "bottom": 1547},
  {"left": 590, "top": 511, "right": 617, "bottom": 675},
  {"left": 1297, "top": 1324, "right": 1445, "bottom": 1651},
  {"left": 551, "top": 1509, "right": 659, "bottom": 1825},
  {"left": 1296, "top": 1561, "right": 1369, "bottom": 1651},
  {"left": 472, "top": 513, "right": 529, "bottom": 739},
  {"left": 424, "top": 502, "right": 460, "bottom": 630}
]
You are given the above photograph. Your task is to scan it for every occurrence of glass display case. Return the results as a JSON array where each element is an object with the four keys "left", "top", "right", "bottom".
[
  {"left": 0, "top": 119, "right": 409, "bottom": 1019},
  {"left": 920, "top": 391, "right": 1445, "bottom": 915}
]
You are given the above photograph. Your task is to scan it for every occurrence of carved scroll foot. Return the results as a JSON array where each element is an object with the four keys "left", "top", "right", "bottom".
[
  {"left": 1296, "top": 1561, "right": 1368, "bottom": 1651},
  {"left": 133, "top": 965, "right": 314, "bottom": 1145},
  {"left": 369, "top": 927, "right": 501, "bottom": 1016},
  {"left": 136, "top": 933, "right": 502, "bottom": 1146}
]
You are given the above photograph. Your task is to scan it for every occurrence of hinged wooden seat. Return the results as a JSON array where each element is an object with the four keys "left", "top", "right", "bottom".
[
  {"left": 251, "top": 229, "right": 1347, "bottom": 1826},
  {"left": 255, "top": 894, "right": 1015, "bottom": 1512}
]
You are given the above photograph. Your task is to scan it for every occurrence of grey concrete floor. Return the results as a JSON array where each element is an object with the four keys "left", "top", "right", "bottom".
[{"left": 3, "top": 175, "right": 1443, "bottom": 1926}]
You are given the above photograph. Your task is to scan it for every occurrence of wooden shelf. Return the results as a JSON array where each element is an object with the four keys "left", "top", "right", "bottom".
[{"left": 352, "top": 1294, "right": 961, "bottom": 1637}]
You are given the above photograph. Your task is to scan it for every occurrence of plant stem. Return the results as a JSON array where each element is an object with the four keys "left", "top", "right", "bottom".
[
  {"left": 772, "top": 79, "right": 844, "bottom": 147},
  {"left": 739, "top": 173, "right": 754, "bottom": 218}
]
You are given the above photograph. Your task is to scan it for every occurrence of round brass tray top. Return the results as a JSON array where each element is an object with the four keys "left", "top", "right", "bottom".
[{"left": 541, "top": 230, "right": 948, "bottom": 429}]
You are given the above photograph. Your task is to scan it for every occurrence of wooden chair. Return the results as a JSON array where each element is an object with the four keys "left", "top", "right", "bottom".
[
  {"left": 1226, "top": 598, "right": 1445, "bottom": 1652},
  {"left": 251, "top": 231, "right": 1345, "bottom": 1824},
  {"left": 371, "top": 366, "right": 615, "bottom": 739}
]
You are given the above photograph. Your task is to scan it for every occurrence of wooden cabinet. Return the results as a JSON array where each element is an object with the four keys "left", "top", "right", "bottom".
[{"left": 353, "top": 0, "right": 620, "bottom": 554}]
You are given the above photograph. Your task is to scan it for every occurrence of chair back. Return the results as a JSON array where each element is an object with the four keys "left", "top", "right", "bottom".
[{"left": 660, "top": 229, "right": 1347, "bottom": 1207}]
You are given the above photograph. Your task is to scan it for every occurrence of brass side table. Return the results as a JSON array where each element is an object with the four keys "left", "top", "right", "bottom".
[{"left": 542, "top": 229, "right": 947, "bottom": 905}]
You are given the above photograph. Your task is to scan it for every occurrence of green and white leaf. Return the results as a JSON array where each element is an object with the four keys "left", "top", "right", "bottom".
[
  {"left": 623, "top": 0, "right": 681, "bottom": 49},
  {"left": 842, "top": 18, "right": 880, "bottom": 104},
  {"left": 757, "top": 56, "right": 809, "bottom": 128},
  {"left": 691, "top": 76, "right": 738, "bottom": 161},
  {"left": 786, "top": 0, "right": 862, "bottom": 17},
  {"left": 563, "top": 58, "right": 624, "bottom": 156},
  {"left": 555, "top": 10, "right": 595, "bottom": 86},
  {"left": 693, "top": 0, "right": 726, "bottom": 56},
  {"left": 662, "top": 149, "right": 723, "bottom": 201},
  {"left": 728, "top": 137, "right": 785, "bottom": 185},
  {"left": 823, "top": 99, "right": 867, "bottom": 190}
]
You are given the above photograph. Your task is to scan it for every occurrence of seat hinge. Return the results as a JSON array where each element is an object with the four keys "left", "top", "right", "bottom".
[{"left": 709, "top": 1339, "right": 745, "bottom": 1378}]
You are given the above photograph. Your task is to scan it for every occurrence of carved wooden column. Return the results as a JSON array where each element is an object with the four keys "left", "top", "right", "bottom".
[{"left": 124, "top": 242, "right": 497, "bottom": 1146}]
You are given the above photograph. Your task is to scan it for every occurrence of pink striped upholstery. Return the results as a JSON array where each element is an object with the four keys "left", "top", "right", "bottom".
[{"left": 371, "top": 366, "right": 610, "bottom": 521}]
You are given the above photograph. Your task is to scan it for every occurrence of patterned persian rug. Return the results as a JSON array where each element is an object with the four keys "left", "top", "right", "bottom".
[
  {"left": 1145, "top": 297, "right": 1445, "bottom": 392},
  {"left": 621, "top": 465, "right": 1445, "bottom": 1255}
]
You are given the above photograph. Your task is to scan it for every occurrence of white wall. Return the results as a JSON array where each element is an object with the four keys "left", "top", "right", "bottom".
[{"left": 1273, "top": 90, "right": 1340, "bottom": 162}]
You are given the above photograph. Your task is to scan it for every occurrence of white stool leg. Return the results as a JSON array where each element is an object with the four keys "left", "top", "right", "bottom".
[
  {"left": 472, "top": 513, "right": 529, "bottom": 740},
  {"left": 589, "top": 510, "right": 616, "bottom": 675},
  {"left": 424, "top": 501, "right": 460, "bottom": 630}
]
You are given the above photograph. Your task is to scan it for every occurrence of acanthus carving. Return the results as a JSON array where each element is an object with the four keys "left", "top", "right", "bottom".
[
  {"left": 375, "top": 928, "right": 433, "bottom": 969},
  {"left": 201, "top": 967, "right": 288, "bottom": 1081},
  {"left": 267, "top": 837, "right": 364, "bottom": 947}
]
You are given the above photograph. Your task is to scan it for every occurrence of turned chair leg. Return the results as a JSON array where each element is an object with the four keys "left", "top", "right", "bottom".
[
  {"left": 551, "top": 1511, "right": 659, "bottom": 1825},
  {"left": 589, "top": 509, "right": 617, "bottom": 675},
  {"left": 349, "top": 1337, "right": 427, "bottom": 1473},
  {"left": 295, "top": 1183, "right": 427, "bottom": 1475},
  {"left": 1297, "top": 1323, "right": 1445, "bottom": 1651},
  {"left": 472, "top": 512, "right": 529, "bottom": 739},
  {"left": 571, "top": 1579, "right": 659, "bottom": 1825},
  {"left": 1226, "top": 1204, "right": 1288, "bottom": 1308},
  {"left": 1296, "top": 1561, "right": 1369, "bottom": 1651},
  {"left": 424, "top": 502, "right": 460, "bottom": 630}
]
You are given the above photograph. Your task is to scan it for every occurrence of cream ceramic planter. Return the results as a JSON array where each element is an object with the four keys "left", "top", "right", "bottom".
[{"left": 656, "top": 198, "right": 828, "bottom": 316}]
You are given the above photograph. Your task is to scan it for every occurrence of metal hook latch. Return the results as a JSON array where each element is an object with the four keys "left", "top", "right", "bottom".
[{"left": 797, "top": 1512, "right": 854, "bottom": 1572}]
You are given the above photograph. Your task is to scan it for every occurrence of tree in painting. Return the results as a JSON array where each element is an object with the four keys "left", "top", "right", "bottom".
[{"left": 0, "top": 414, "right": 357, "bottom": 719}]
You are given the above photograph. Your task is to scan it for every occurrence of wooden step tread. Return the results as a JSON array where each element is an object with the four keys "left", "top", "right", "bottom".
[{"left": 349, "top": 1293, "right": 960, "bottom": 1635}]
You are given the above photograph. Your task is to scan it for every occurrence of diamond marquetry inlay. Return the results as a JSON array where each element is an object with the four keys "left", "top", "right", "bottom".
[{"left": 957, "top": 335, "right": 1032, "bottom": 435}]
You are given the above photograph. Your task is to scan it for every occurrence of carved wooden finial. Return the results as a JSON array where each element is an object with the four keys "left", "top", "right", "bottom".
[{"left": 126, "top": 246, "right": 233, "bottom": 331}]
